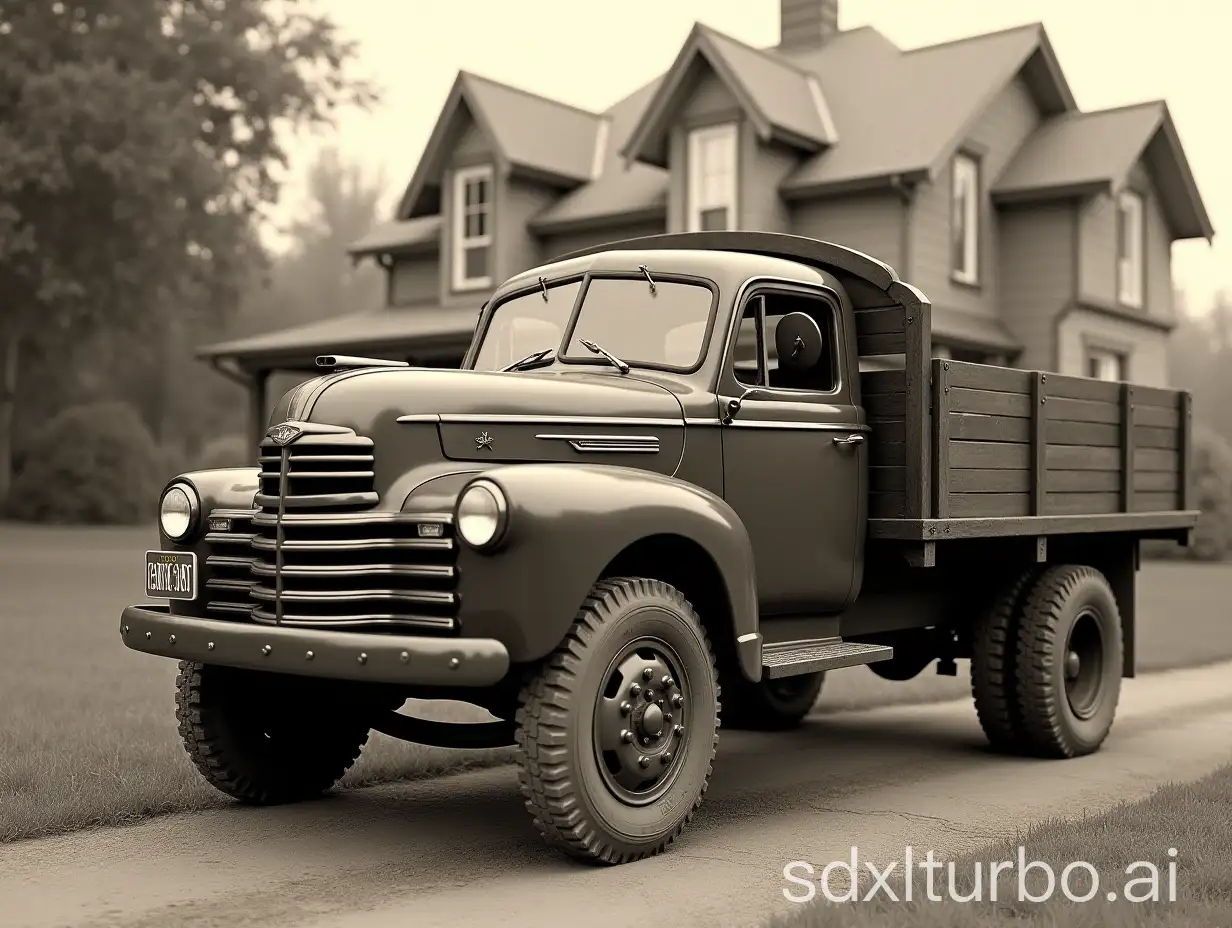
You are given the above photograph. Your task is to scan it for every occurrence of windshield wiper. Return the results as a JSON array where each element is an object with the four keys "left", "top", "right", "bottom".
[
  {"left": 500, "top": 348, "right": 555, "bottom": 372},
  {"left": 579, "top": 338, "right": 630, "bottom": 374}
]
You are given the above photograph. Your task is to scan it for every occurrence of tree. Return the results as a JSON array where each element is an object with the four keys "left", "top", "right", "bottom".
[{"left": 0, "top": 0, "right": 377, "bottom": 504}]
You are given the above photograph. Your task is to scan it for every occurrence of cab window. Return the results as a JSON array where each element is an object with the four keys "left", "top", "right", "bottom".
[{"left": 732, "top": 291, "right": 839, "bottom": 393}]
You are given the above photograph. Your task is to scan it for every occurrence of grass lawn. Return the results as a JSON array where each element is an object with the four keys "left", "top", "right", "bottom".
[
  {"left": 772, "top": 762, "right": 1232, "bottom": 927},
  {"left": 2, "top": 523, "right": 1230, "bottom": 845}
]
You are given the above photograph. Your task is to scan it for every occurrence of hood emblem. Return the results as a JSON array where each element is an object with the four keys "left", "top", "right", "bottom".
[
  {"left": 475, "top": 431, "right": 494, "bottom": 451},
  {"left": 267, "top": 423, "right": 303, "bottom": 446}
]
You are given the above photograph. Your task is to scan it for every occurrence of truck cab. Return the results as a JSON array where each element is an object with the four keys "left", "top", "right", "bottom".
[{"left": 121, "top": 231, "right": 1196, "bottom": 867}]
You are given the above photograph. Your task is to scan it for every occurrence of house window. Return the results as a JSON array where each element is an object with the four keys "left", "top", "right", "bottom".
[
  {"left": 951, "top": 153, "right": 980, "bottom": 285},
  {"left": 686, "top": 123, "right": 737, "bottom": 232},
  {"left": 452, "top": 164, "right": 493, "bottom": 291},
  {"left": 1117, "top": 190, "right": 1144, "bottom": 309},
  {"left": 1086, "top": 347, "right": 1126, "bottom": 383}
]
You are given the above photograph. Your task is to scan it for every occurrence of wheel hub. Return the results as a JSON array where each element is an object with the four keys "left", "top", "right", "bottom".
[
  {"left": 1063, "top": 608, "right": 1105, "bottom": 721},
  {"left": 1064, "top": 650, "right": 1081, "bottom": 680},
  {"left": 593, "top": 640, "right": 689, "bottom": 804}
]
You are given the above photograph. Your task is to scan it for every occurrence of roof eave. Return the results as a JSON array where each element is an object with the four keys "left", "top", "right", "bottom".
[
  {"left": 528, "top": 203, "right": 668, "bottom": 236},
  {"left": 779, "top": 168, "right": 930, "bottom": 201},
  {"left": 1154, "top": 109, "right": 1215, "bottom": 242},
  {"left": 990, "top": 179, "right": 1111, "bottom": 204}
]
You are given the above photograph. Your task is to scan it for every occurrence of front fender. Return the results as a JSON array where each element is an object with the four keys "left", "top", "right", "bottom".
[{"left": 427, "top": 464, "right": 759, "bottom": 677}]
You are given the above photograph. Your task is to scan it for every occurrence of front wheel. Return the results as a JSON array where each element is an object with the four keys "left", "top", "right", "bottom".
[{"left": 515, "top": 577, "right": 720, "bottom": 864}]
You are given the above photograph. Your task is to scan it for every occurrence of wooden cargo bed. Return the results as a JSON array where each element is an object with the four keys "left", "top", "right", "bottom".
[{"left": 861, "top": 360, "right": 1197, "bottom": 542}]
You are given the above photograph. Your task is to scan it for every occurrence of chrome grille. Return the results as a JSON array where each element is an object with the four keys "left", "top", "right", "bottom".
[
  {"left": 203, "top": 509, "right": 259, "bottom": 618},
  {"left": 257, "top": 430, "right": 377, "bottom": 512}
]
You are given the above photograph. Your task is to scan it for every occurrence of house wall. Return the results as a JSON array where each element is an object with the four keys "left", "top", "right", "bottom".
[
  {"left": 1056, "top": 307, "right": 1169, "bottom": 386},
  {"left": 497, "top": 176, "right": 558, "bottom": 283},
  {"left": 740, "top": 134, "right": 796, "bottom": 233},
  {"left": 539, "top": 217, "right": 668, "bottom": 262},
  {"left": 789, "top": 192, "right": 904, "bottom": 269},
  {"left": 666, "top": 64, "right": 742, "bottom": 232},
  {"left": 439, "top": 112, "right": 499, "bottom": 307},
  {"left": 996, "top": 202, "right": 1074, "bottom": 371},
  {"left": 910, "top": 77, "right": 1041, "bottom": 315},
  {"left": 387, "top": 255, "right": 438, "bottom": 306}
]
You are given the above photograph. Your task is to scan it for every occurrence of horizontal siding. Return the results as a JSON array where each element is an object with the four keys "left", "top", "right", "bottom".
[
  {"left": 997, "top": 203, "right": 1074, "bottom": 371},
  {"left": 740, "top": 130, "right": 796, "bottom": 234},
  {"left": 1077, "top": 193, "right": 1117, "bottom": 304},
  {"left": 497, "top": 177, "right": 558, "bottom": 282},
  {"left": 911, "top": 78, "right": 1041, "bottom": 316},
  {"left": 539, "top": 218, "right": 667, "bottom": 262},
  {"left": 387, "top": 257, "right": 438, "bottom": 306},
  {"left": 790, "top": 192, "right": 903, "bottom": 270},
  {"left": 1131, "top": 162, "right": 1175, "bottom": 323},
  {"left": 1056, "top": 307, "right": 1170, "bottom": 386}
]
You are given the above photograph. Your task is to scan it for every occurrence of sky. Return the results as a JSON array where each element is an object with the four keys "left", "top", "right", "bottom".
[{"left": 277, "top": 0, "right": 1231, "bottom": 314}]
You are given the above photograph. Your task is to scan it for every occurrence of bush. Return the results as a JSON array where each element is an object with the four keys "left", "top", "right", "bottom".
[
  {"left": 1142, "top": 427, "right": 1232, "bottom": 562},
  {"left": 196, "top": 433, "right": 254, "bottom": 470},
  {"left": 5, "top": 401, "right": 163, "bottom": 525}
]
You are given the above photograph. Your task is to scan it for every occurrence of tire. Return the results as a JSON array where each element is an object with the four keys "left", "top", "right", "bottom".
[
  {"left": 515, "top": 577, "right": 720, "bottom": 864},
  {"left": 722, "top": 672, "right": 825, "bottom": 730},
  {"left": 175, "top": 661, "right": 375, "bottom": 804},
  {"left": 1015, "top": 565, "right": 1123, "bottom": 758},
  {"left": 971, "top": 569, "right": 1038, "bottom": 752}
]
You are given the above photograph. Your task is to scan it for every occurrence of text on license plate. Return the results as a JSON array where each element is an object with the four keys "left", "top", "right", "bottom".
[{"left": 145, "top": 550, "right": 197, "bottom": 600}]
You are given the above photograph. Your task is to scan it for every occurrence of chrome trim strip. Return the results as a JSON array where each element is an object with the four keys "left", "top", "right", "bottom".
[
  {"left": 208, "top": 508, "right": 259, "bottom": 519},
  {"left": 404, "top": 413, "right": 685, "bottom": 427},
  {"left": 250, "top": 511, "right": 452, "bottom": 525},
  {"left": 688, "top": 419, "right": 869, "bottom": 432},
  {"left": 536, "top": 433, "right": 660, "bottom": 454}
]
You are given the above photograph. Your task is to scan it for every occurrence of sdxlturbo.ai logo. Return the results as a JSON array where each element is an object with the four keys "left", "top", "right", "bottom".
[{"left": 783, "top": 847, "right": 1179, "bottom": 904}]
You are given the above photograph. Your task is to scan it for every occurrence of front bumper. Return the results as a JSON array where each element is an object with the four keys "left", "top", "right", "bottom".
[{"left": 120, "top": 605, "right": 510, "bottom": 687}]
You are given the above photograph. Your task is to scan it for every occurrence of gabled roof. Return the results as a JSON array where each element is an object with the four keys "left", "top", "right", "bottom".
[
  {"left": 347, "top": 216, "right": 440, "bottom": 259},
  {"left": 993, "top": 102, "right": 1214, "bottom": 241},
  {"left": 620, "top": 23, "right": 838, "bottom": 168},
  {"left": 396, "top": 71, "right": 607, "bottom": 219}
]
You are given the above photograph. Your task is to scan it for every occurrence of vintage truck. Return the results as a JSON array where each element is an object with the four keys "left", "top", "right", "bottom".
[{"left": 122, "top": 231, "right": 1197, "bottom": 864}]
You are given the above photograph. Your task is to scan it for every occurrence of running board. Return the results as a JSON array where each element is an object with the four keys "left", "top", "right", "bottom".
[{"left": 762, "top": 638, "right": 894, "bottom": 679}]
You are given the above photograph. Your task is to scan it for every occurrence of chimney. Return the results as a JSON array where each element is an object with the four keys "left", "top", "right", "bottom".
[{"left": 778, "top": 0, "right": 839, "bottom": 51}]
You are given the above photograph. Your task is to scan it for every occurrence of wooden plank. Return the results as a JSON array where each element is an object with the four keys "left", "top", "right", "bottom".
[
  {"left": 1047, "top": 470, "right": 1121, "bottom": 492},
  {"left": 859, "top": 332, "right": 907, "bottom": 356},
  {"left": 852, "top": 306, "right": 905, "bottom": 336},
  {"left": 1045, "top": 492, "right": 1121, "bottom": 515},
  {"left": 949, "top": 413, "right": 1030, "bottom": 443},
  {"left": 1135, "top": 404, "right": 1180, "bottom": 429},
  {"left": 869, "top": 492, "right": 905, "bottom": 518},
  {"left": 949, "top": 388, "right": 1032, "bottom": 418},
  {"left": 1179, "top": 392, "right": 1192, "bottom": 511},
  {"left": 870, "top": 441, "right": 906, "bottom": 467},
  {"left": 946, "top": 361, "right": 1032, "bottom": 394},
  {"left": 1031, "top": 372, "right": 1046, "bottom": 515},
  {"left": 860, "top": 370, "right": 906, "bottom": 395},
  {"left": 949, "top": 469, "right": 1031, "bottom": 493},
  {"left": 1120, "top": 385, "right": 1134, "bottom": 513},
  {"left": 869, "top": 466, "right": 906, "bottom": 493},
  {"left": 1045, "top": 396, "right": 1121, "bottom": 424},
  {"left": 949, "top": 492, "right": 1031, "bottom": 518},
  {"left": 1046, "top": 444, "right": 1118, "bottom": 471},
  {"left": 1135, "top": 471, "right": 1179, "bottom": 493},
  {"left": 1132, "top": 425, "right": 1178, "bottom": 450},
  {"left": 872, "top": 418, "right": 905, "bottom": 443},
  {"left": 1133, "top": 491, "right": 1180, "bottom": 512},
  {"left": 1134, "top": 448, "right": 1178, "bottom": 472},
  {"left": 1047, "top": 420, "right": 1121, "bottom": 447},
  {"left": 1047, "top": 375, "right": 1121, "bottom": 404},
  {"left": 904, "top": 298, "right": 931, "bottom": 521},
  {"left": 932, "top": 359, "right": 950, "bottom": 518},
  {"left": 951, "top": 440, "right": 1031, "bottom": 469},
  {"left": 1131, "top": 383, "right": 1183, "bottom": 409},
  {"left": 864, "top": 392, "right": 905, "bottom": 418}
]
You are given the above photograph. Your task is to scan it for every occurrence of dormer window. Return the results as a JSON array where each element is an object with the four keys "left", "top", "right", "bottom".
[
  {"left": 452, "top": 164, "right": 493, "bottom": 291},
  {"left": 950, "top": 152, "right": 980, "bottom": 286},
  {"left": 686, "top": 123, "right": 738, "bottom": 232},
  {"left": 1117, "top": 190, "right": 1144, "bottom": 309}
]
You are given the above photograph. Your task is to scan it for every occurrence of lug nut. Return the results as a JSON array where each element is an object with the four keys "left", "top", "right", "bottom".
[
  {"left": 642, "top": 737, "right": 650, "bottom": 746},
  {"left": 671, "top": 694, "right": 683, "bottom": 708},
  {"left": 621, "top": 729, "right": 634, "bottom": 743},
  {"left": 662, "top": 675, "right": 674, "bottom": 687},
  {"left": 630, "top": 683, "right": 642, "bottom": 697},
  {"left": 620, "top": 701, "right": 631, "bottom": 714},
  {"left": 643, "top": 667, "right": 654, "bottom": 680},
  {"left": 673, "top": 724, "right": 684, "bottom": 736},
  {"left": 664, "top": 712, "right": 673, "bottom": 723},
  {"left": 638, "top": 756, "right": 650, "bottom": 768},
  {"left": 661, "top": 752, "right": 672, "bottom": 764}
]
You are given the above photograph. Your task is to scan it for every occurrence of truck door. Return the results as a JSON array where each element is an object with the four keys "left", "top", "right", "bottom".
[{"left": 719, "top": 286, "right": 865, "bottom": 616}]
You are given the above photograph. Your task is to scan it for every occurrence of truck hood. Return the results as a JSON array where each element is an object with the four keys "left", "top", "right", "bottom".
[{"left": 274, "top": 367, "right": 687, "bottom": 476}]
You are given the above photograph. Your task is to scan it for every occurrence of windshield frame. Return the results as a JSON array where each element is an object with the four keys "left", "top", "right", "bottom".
[
  {"left": 465, "top": 273, "right": 587, "bottom": 371},
  {"left": 555, "top": 271, "right": 721, "bottom": 375}
]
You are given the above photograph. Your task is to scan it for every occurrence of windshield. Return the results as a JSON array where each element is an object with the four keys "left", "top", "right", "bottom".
[
  {"left": 471, "top": 280, "right": 583, "bottom": 372},
  {"left": 561, "top": 276, "right": 715, "bottom": 371}
]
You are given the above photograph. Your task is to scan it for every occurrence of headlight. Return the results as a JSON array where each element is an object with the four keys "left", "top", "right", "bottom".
[
  {"left": 160, "top": 483, "right": 199, "bottom": 541},
  {"left": 455, "top": 479, "right": 508, "bottom": 550}
]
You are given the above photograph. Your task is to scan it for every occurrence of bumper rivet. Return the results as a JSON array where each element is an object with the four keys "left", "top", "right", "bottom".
[
  {"left": 449, "top": 657, "right": 460, "bottom": 669},
  {"left": 305, "top": 650, "right": 314, "bottom": 660},
  {"left": 261, "top": 645, "right": 272, "bottom": 656},
  {"left": 400, "top": 651, "right": 410, "bottom": 663},
  {"left": 145, "top": 631, "right": 152, "bottom": 640},
  {"left": 168, "top": 635, "right": 176, "bottom": 645},
  {"left": 207, "top": 641, "right": 215, "bottom": 651},
  {"left": 358, "top": 653, "right": 368, "bottom": 665},
  {"left": 122, "top": 625, "right": 129, "bottom": 635}
]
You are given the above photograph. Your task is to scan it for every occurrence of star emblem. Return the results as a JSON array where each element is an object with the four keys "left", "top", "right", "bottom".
[{"left": 475, "top": 431, "right": 494, "bottom": 451}]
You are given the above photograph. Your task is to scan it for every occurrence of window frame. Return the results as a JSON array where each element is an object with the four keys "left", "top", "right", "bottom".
[
  {"left": 950, "top": 152, "right": 981, "bottom": 286},
  {"left": 1085, "top": 346, "right": 1128, "bottom": 383},
  {"left": 686, "top": 122, "right": 739, "bottom": 233},
  {"left": 728, "top": 284, "right": 844, "bottom": 398},
  {"left": 452, "top": 163, "right": 494, "bottom": 292},
  {"left": 464, "top": 275, "right": 585, "bottom": 371},
  {"left": 1117, "top": 189, "right": 1145, "bottom": 309}
]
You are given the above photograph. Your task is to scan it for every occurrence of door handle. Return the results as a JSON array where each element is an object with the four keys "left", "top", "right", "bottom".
[{"left": 833, "top": 433, "right": 866, "bottom": 447}]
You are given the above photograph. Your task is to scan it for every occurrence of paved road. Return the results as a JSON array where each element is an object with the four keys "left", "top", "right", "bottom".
[{"left": 4, "top": 661, "right": 1231, "bottom": 928}]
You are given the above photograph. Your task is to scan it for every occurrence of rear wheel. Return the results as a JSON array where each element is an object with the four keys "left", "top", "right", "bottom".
[
  {"left": 971, "top": 569, "right": 1037, "bottom": 752},
  {"left": 515, "top": 577, "right": 719, "bottom": 864},
  {"left": 175, "top": 662, "right": 376, "bottom": 804},
  {"left": 721, "top": 672, "right": 825, "bottom": 730}
]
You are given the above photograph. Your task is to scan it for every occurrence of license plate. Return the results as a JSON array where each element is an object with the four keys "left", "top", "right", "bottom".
[{"left": 145, "top": 550, "right": 197, "bottom": 600}]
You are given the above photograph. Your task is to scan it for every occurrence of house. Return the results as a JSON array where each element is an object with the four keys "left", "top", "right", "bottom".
[{"left": 199, "top": 0, "right": 1213, "bottom": 446}]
